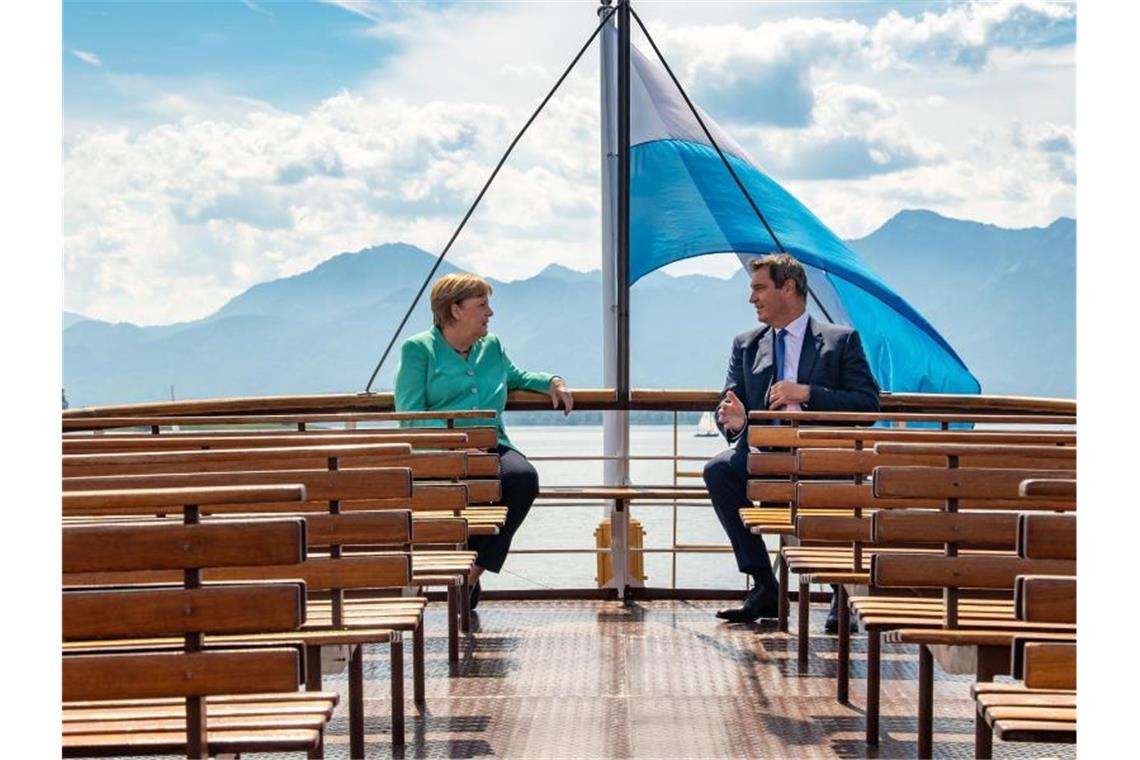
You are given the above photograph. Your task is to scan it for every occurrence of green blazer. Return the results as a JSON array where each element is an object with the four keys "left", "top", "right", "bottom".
[{"left": 393, "top": 326, "right": 556, "bottom": 450}]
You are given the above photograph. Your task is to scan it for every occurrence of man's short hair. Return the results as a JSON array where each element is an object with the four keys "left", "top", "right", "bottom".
[
  {"left": 430, "top": 272, "right": 493, "bottom": 328},
  {"left": 748, "top": 253, "right": 808, "bottom": 299}
]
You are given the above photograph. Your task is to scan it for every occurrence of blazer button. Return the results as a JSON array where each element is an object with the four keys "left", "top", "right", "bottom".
[
  {"left": 470, "top": 387, "right": 478, "bottom": 394},
  {"left": 467, "top": 368, "right": 475, "bottom": 376}
]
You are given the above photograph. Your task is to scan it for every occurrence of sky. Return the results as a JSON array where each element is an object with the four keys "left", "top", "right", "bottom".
[{"left": 61, "top": 0, "right": 1077, "bottom": 325}]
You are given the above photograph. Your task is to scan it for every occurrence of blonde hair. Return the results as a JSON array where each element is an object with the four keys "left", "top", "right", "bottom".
[{"left": 430, "top": 273, "right": 493, "bottom": 328}]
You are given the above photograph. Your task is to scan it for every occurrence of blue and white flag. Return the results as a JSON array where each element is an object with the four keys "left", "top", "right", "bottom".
[{"left": 629, "top": 46, "right": 979, "bottom": 395}]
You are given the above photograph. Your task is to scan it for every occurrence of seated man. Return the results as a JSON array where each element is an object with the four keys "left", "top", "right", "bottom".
[{"left": 703, "top": 253, "right": 880, "bottom": 627}]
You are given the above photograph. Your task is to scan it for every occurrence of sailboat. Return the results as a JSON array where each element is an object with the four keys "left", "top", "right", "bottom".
[{"left": 695, "top": 411, "right": 718, "bottom": 437}]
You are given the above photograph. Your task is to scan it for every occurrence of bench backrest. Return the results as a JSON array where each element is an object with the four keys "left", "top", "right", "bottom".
[{"left": 63, "top": 487, "right": 312, "bottom": 756}]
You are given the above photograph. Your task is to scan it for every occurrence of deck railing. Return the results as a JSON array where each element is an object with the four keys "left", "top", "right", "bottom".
[{"left": 62, "top": 390, "right": 1076, "bottom": 596}]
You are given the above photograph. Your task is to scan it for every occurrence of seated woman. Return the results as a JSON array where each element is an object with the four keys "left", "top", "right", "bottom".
[{"left": 394, "top": 272, "right": 573, "bottom": 610}]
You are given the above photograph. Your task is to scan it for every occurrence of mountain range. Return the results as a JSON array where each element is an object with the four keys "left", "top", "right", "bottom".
[{"left": 63, "top": 209, "right": 1076, "bottom": 408}]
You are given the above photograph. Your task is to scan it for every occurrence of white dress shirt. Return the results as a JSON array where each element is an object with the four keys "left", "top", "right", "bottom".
[{"left": 775, "top": 310, "right": 810, "bottom": 411}]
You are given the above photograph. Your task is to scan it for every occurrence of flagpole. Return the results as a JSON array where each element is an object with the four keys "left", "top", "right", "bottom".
[{"left": 599, "top": 0, "right": 631, "bottom": 597}]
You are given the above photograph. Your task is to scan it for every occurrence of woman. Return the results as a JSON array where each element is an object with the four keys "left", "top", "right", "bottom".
[{"left": 394, "top": 272, "right": 573, "bottom": 610}]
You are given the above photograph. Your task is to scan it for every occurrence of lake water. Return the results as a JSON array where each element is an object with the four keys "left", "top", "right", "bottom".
[{"left": 480, "top": 424, "right": 752, "bottom": 593}]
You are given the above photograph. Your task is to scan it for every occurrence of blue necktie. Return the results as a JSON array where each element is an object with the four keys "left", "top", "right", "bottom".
[{"left": 771, "top": 329, "right": 787, "bottom": 426}]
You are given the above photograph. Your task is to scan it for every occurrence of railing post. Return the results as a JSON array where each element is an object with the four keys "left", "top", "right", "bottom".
[{"left": 609, "top": 496, "right": 630, "bottom": 599}]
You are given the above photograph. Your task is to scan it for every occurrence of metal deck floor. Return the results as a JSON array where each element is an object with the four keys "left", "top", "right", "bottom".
[{"left": 289, "top": 600, "right": 1074, "bottom": 759}]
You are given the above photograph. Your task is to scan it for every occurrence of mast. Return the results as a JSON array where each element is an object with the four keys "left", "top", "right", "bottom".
[
  {"left": 600, "top": 0, "right": 632, "bottom": 595},
  {"left": 600, "top": 0, "right": 628, "bottom": 489}
]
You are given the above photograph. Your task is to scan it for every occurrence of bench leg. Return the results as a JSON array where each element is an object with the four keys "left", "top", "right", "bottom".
[
  {"left": 390, "top": 636, "right": 405, "bottom": 748},
  {"left": 836, "top": 584, "right": 850, "bottom": 705},
  {"left": 413, "top": 619, "right": 426, "bottom": 709},
  {"left": 777, "top": 537, "right": 789, "bottom": 633},
  {"left": 305, "top": 645, "right": 325, "bottom": 760},
  {"left": 447, "top": 586, "right": 460, "bottom": 663},
  {"left": 865, "top": 628, "right": 880, "bottom": 746},
  {"left": 917, "top": 644, "right": 934, "bottom": 759},
  {"left": 974, "top": 647, "right": 1005, "bottom": 760},
  {"left": 975, "top": 700, "right": 993, "bottom": 760},
  {"left": 349, "top": 643, "right": 365, "bottom": 759},
  {"left": 797, "top": 574, "right": 810, "bottom": 664},
  {"left": 460, "top": 576, "right": 471, "bottom": 634}
]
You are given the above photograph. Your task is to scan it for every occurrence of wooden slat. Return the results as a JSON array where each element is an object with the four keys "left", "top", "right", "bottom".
[
  {"left": 302, "top": 512, "right": 411, "bottom": 547},
  {"left": 872, "top": 554, "right": 1076, "bottom": 589},
  {"left": 795, "top": 481, "right": 1075, "bottom": 511},
  {"left": 62, "top": 520, "right": 306, "bottom": 573},
  {"left": 748, "top": 428, "right": 854, "bottom": 450},
  {"left": 62, "top": 467, "right": 412, "bottom": 501},
  {"left": 747, "top": 481, "right": 795, "bottom": 502},
  {"left": 464, "top": 480, "right": 501, "bottom": 504},
  {"left": 205, "top": 554, "right": 411, "bottom": 591},
  {"left": 873, "top": 443, "right": 1075, "bottom": 459},
  {"left": 61, "top": 409, "right": 495, "bottom": 428},
  {"left": 795, "top": 515, "right": 869, "bottom": 542},
  {"left": 799, "top": 448, "right": 1074, "bottom": 476},
  {"left": 749, "top": 411, "right": 1075, "bottom": 425},
  {"left": 1016, "top": 575, "right": 1076, "bottom": 624},
  {"left": 1023, "top": 642, "right": 1077, "bottom": 690},
  {"left": 63, "top": 584, "right": 305, "bottom": 640},
  {"left": 993, "top": 719, "right": 1077, "bottom": 743},
  {"left": 467, "top": 453, "right": 500, "bottom": 477},
  {"left": 60, "top": 431, "right": 472, "bottom": 452},
  {"left": 62, "top": 443, "right": 412, "bottom": 477},
  {"left": 797, "top": 429, "right": 1076, "bottom": 445},
  {"left": 1020, "top": 479, "right": 1077, "bottom": 499},
  {"left": 1019, "top": 513, "right": 1077, "bottom": 560},
  {"left": 872, "top": 510, "right": 1019, "bottom": 548},
  {"left": 63, "top": 695, "right": 339, "bottom": 721},
  {"left": 63, "top": 649, "right": 302, "bottom": 702},
  {"left": 746, "top": 453, "right": 795, "bottom": 476},
  {"left": 872, "top": 467, "right": 1077, "bottom": 501},
  {"left": 412, "top": 518, "right": 468, "bottom": 544},
  {"left": 798, "top": 449, "right": 946, "bottom": 475},
  {"left": 63, "top": 712, "right": 329, "bottom": 735},
  {"left": 63, "top": 485, "right": 307, "bottom": 514},
  {"left": 65, "top": 554, "right": 411, "bottom": 591}
]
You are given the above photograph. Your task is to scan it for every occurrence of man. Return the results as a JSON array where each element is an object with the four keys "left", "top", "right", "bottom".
[{"left": 703, "top": 253, "right": 880, "bottom": 628}]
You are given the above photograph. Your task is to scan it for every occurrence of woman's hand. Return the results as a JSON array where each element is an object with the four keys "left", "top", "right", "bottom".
[{"left": 549, "top": 377, "right": 574, "bottom": 416}]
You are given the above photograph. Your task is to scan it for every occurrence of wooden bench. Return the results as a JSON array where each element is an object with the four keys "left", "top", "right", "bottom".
[
  {"left": 62, "top": 442, "right": 492, "bottom": 666},
  {"left": 971, "top": 572, "right": 1076, "bottom": 754},
  {"left": 63, "top": 470, "right": 425, "bottom": 755},
  {"left": 63, "top": 485, "right": 340, "bottom": 758},
  {"left": 743, "top": 413, "right": 1075, "bottom": 634},
  {"left": 748, "top": 432, "right": 1075, "bottom": 746},
  {"left": 864, "top": 449, "right": 1076, "bottom": 756}
]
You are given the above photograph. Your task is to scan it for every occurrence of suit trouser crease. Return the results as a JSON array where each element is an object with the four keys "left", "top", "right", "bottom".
[
  {"left": 468, "top": 445, "right": 538, "bottom": 574},
  {"left": 703, "top": 443, "right": 778, "bottom": 589}
]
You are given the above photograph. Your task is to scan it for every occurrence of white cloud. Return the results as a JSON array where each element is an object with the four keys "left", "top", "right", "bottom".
[
  {"left": 72, "top": 49, "right": 102, "bottom": 67},
  {"left": 63, "top": 1, "right": 1075, "bottom": 325},
  {"left": 63, "top": 88, "right": 603, "bottom": 324}
]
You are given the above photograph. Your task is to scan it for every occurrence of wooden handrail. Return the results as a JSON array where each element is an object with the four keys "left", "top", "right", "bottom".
[{"left": 62, "top": 389, "right": 1075, "bottom": 419}]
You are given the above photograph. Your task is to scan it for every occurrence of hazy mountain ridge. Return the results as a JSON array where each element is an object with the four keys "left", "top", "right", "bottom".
[{"left": 63, "top": 210, "right": 1076, "bottom": 407}]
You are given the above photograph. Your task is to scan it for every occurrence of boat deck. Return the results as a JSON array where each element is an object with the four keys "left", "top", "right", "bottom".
[{"left": 294, "top": 599, "right": 1073, "bottom": 759}]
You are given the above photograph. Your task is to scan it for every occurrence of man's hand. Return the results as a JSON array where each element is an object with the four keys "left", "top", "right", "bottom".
[
  {"left": 768, "top": 381, "right": 811, "bottom": 410},
  {"left": 716, "top": 390, "right": 747, "bottom": 433},
  {"left": 549, "top": 377, "right": 574, "bottom": 416}
]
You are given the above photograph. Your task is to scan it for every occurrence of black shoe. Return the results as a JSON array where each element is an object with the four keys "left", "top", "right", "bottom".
[
  {"left": 716, "top": 584, "right": 780, "bottom": 623},
  {"left": 824, "top": 594, "right": 858, "bottom": 634},
  {"left": 469, "top": 580, "right": 481, "bottom": 611}
]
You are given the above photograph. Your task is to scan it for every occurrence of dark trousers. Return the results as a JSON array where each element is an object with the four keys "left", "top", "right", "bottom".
[
  {"left": 703, "top": 443, "right": 779, "bottom": 589},
  {"left": 469, "top": 445, "right": 538, "bottom": 573}
]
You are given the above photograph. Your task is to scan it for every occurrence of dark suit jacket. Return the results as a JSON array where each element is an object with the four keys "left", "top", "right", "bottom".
[{"left": 718, "top": 315, "right": 881, "bottom": 445}]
